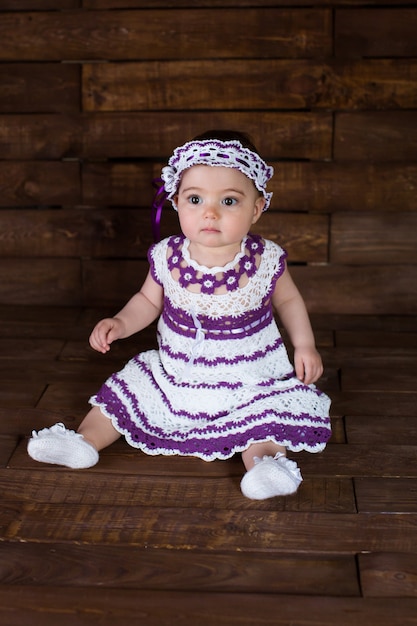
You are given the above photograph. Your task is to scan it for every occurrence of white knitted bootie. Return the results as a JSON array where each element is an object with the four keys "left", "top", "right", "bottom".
[
  {"left": 240, "top": 453, "right": 303, "bottom": 500},
  {"left": 27, "top": 422, "right": 99, "bottom": 469}
]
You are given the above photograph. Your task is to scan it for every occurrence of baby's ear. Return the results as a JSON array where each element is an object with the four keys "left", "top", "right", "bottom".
[{"left": 252, "top": 196, "right": 266, "bottom": 223}]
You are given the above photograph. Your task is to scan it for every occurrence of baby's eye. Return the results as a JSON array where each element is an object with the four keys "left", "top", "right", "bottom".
[
  {"left": 188, "top": 195, "right": 202, "bottom": 205},
  {"left": 222, "top": 197, "right": 237, "bottom": 206}
]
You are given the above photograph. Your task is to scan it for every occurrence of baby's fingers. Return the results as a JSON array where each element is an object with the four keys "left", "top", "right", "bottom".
[
  {"left": 303, "top": 360, "right": 323, "bottom": 385},
  {"left": 89, "top": 321, "right": 113, "bottom": 353},
  {"left": 294, "top": 351, "right": 323, "bottom": 385},
  {"left": 294, "top": 353, "right": 306, "bottom": 382},
  {"left": 89, "top": 331, "right": 108, "bottom": 353}
]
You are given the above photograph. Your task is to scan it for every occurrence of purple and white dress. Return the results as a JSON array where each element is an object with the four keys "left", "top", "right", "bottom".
[{"left": 90, "top": 233, "right": 331, "bottom": 461}]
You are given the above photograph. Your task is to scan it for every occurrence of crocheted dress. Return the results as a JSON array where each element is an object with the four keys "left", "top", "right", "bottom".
[{"left": 89, "top": 234, "right": 331, "bottom": 461}]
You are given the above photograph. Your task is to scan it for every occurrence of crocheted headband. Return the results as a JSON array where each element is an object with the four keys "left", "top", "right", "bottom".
[
  {"left": 163, "top": 139, "right": 273, "bottom": 210},
  {"left": 151, "top": 138, "right": 274, "bottom": 242}
]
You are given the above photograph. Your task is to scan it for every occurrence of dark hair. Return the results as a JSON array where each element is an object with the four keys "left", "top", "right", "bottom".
[{"left": 192, "top": 129, "right": 260, "bottom": 155}]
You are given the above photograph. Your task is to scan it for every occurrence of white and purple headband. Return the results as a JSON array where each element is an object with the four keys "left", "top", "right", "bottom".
[
  {"left": 162, "top": 139, "right": 273, "bottom": 210},
  {"left": 151, "top": 138, "right": 274, "bottom": 241}
]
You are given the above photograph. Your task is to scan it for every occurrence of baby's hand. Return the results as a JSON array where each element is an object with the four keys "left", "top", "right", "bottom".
[
  {"left": 294, "top": 346, "right": 324, "bottom": 385},
  {"left": 89, "top": 318, "right": 124, "bottom": 354}
]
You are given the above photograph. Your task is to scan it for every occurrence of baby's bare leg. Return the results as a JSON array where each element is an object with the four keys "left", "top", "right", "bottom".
[
  {"left": 241, "top": 441, "right": 286, "bottom": 470},
  {"left": 77, "top": 406, "right": 121, "bottom": 451}
]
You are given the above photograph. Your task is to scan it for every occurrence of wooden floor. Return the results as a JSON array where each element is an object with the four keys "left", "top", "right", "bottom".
[{"left": 0, "top": 305, "right": 416, "bottom": 625}]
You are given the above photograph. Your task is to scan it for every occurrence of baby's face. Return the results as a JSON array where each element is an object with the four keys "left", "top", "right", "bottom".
[{"left": 175, "top": 165, "right": 265, "bottom": 255}]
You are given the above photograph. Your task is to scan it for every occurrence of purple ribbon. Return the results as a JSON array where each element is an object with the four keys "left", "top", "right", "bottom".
[{"left": 151, "top": 177, "right": 168, "bottom": 243}]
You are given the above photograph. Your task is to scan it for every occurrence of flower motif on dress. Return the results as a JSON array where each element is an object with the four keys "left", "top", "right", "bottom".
[
  {"left": 179, "top": 265, "right": 198, "bottom": 288},
  {"left": 168, "top": 253, "right": 180, "bottom": 271},
  {"left": 171, "top": 233, "right": 264, "bottom": 294},
  {"left": 168, "top": 235, "right": 185, "bottom": 271},
  {"left": 200, "top": 275, "right": 217, "bottom": 295},
  {"left": 224, "top": 269, "right": 239, "bottom": 291},
  {"left": 243, "top": 255, "right": 256, "bottom": 277},
  {"left": 249, "top": 235, "right": 265, "bottom": 255}
]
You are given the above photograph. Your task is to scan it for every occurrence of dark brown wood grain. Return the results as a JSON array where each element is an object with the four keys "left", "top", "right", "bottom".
[
  {"left": 0, "top": 380, "right": 47, "bottom": 410},
  {"left": 0, "top": 162, "right": 80, "bottom": 207},
  {"left": 0, "top": 541, "right": 359, "bottom": 594},
  {"left": 82, "top": 161, "right": 158, "bottom": 207},
  {"left": 355, "top": 479, "right": 417, "bottom": 513},
  {"left": 83, "top": 59, "right": 417, "bottom": 112},
  {"left": 0, "top": 63, "right": 79, "bottom": 113},
  {"left": 3, "top": 503, "right": 417, "bottom": 553},
  {"left": 248, "top": 160, "right": 417, "bottom": 212},
  {"left": 0, "top": 587, "right": 415, "bottom": 626},
  {"left": 335, "top": 330, "right": 417, "bottom": 349},
  {"left": 0, "top": 0, "right": 78, "bottom": 7},
  {"left": 332, "top": 390, "right": 417, "bottom": 418},
  {"left": 81, "top": 258, "right": 148, "bottom": 307},
  {"left": 359, "top": 552, "right": 417, "bottom": 597},
  {"left": 84, "top": 0, "right": 417, "bottom": 6},
  {"left": 335, "top": 9, "right": 417, "bottom": 57},
  {"left": 342, "top": 367, "right": 416, "bottom": 393},
  {"left": 0, "top": 112, "right": 333, "bottom": 160},
  {"left": 345, "top": 416, "right": 417, "bottom": 445},
  {"left": 0, "top": 436, "right": 17, "bottom": 468},
  {"left": 334, "top": 112, "right": 417, "bottom": 161},
  {"left": 0, "top": 208, "right": 156, "bottom": 258},
  {"left": 330, "top": 212, "right": 417, "bottom": 264},
  {"left": 0, "top": 9, "right": 331, "bottom": 61},
  {"left": 291, "top": 264, "right": 417, "bottom": 315},
  {"left": 0, "top": 259, "right": 82, "bottom": 306}
]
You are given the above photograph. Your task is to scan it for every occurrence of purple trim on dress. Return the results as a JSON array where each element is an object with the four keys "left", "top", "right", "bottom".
[
  {"left": 94, "top": 367, "right": 327, "bottom": 429},
  {"left": 158, "top": 336, "right": 285, "bottom": 370},
  {"left": 91, "top": 383, "right": 331, "bottom": 460},
  {"left": 134, "top": 355, "right": 245, "bottom": 390},
  {"left": 161, "top": 303, "right": 274, "bottom": 341},
  {"left": 91, "top": 359, "right": 330, "bottom": 443},
  {"left": 147, "top": 244, "right": 163, "bottom": 286}
]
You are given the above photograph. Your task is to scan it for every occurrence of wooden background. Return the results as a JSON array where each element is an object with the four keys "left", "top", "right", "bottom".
[{"left": 1, "top": 0, "right": 417, "bottom": 314}]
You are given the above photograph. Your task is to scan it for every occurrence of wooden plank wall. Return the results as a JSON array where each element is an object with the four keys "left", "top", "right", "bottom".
[{"left": 1, "top": 0, "right": 417, "bottom": 314}]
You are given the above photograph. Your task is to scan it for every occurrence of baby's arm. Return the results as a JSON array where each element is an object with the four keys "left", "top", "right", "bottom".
[
  {"left": 90, "top": 271, "right": 163, "bottom": 354},
  {"left": 272, "top": 264, "right": 323, "bottom": 385}
]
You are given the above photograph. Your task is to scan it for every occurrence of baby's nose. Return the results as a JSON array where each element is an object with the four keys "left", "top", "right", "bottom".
[{"left": 204, "top": 199, "right": 219, "bottom": 217}]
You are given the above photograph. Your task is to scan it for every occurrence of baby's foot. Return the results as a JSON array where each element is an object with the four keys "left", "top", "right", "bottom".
[
  {"left": 27, "top": 422, "right": 99, "bottom": 469},
  {"left": 240, "top": 453, "right": 302, "bottom": 500}
]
